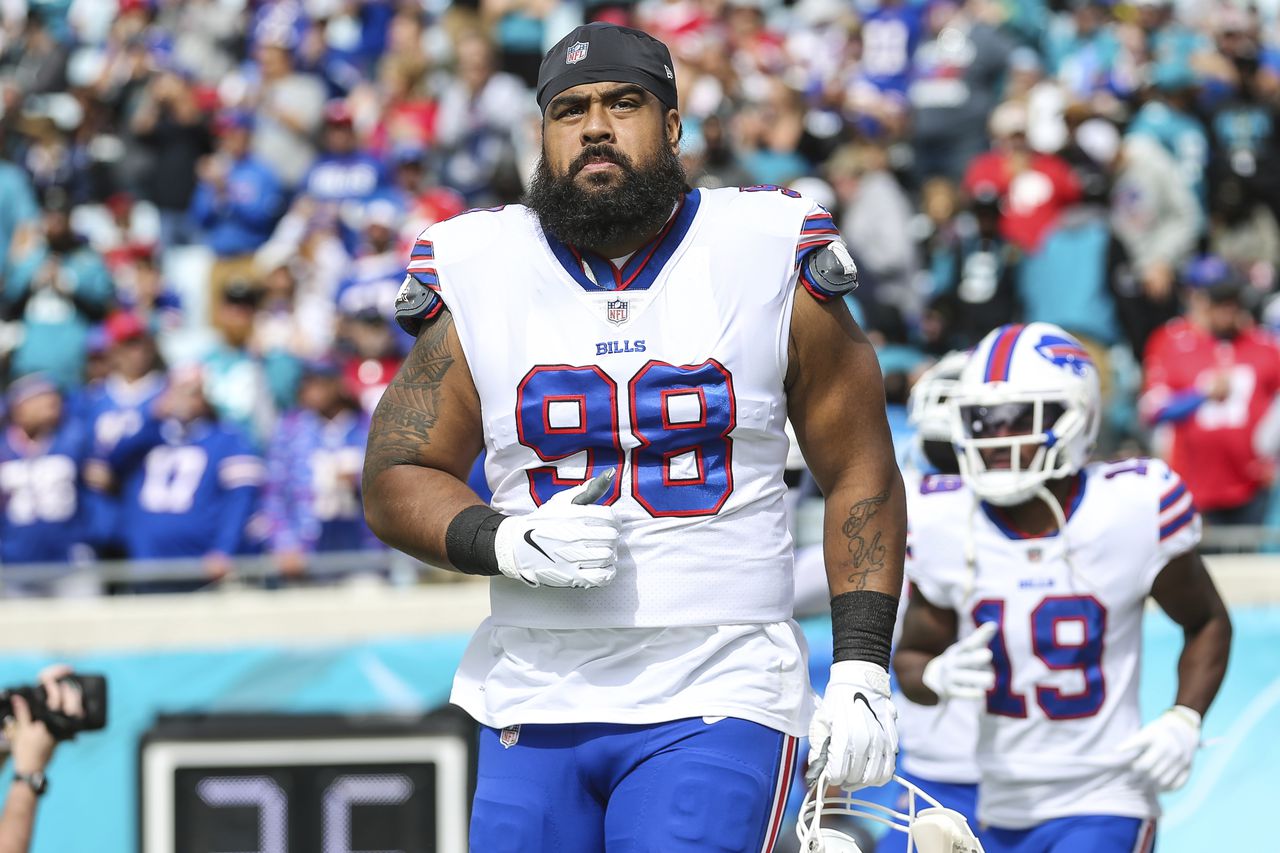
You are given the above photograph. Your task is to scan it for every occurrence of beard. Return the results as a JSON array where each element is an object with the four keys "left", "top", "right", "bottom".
[{"left": 524, "top": 139, "right": 687, "bottom": 253}]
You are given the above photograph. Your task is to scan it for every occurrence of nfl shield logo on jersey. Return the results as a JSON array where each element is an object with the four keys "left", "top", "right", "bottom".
[
  {"left": 500, "top": 725, "right": 521, "bottom": 748},
  {"left": 607, "top": 299, "right": 628, "bottom": 325},
  {"left": 566, "top": 41, "right": 589, "bottom": 64}
]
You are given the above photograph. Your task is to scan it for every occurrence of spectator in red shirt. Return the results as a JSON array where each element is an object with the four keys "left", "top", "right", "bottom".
[
  {"left": 1141, "top": 255, "right": 1280, "bottom": 525},
  {"left": 963, "top": 100, "right": 1082, "bottom": 253}
]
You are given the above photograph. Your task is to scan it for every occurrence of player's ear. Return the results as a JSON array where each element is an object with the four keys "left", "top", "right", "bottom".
[{"left": 666, "top": 109, "right": 681, "bottom": 153}]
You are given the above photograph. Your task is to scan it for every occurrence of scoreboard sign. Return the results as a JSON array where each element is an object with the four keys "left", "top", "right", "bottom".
[{"left": 139, "top": 710, "right": 475, "bottom": 853}]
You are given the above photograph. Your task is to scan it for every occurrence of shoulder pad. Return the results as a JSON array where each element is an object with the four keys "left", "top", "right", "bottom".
[
  {"left": 804, "top": 241, "right": 860, "bottom": 295},
  {"left": 394, "top": 275, "right": 440, "bottom": 336}
]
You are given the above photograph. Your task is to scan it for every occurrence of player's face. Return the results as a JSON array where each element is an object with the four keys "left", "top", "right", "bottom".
[
  {"left": 540, "top": 82, "right": 680, "bottom": 190},
  {"left": 962, "top": 401, "right": 1064, "bottom": 470},
  {"left": 526, "top": 82, "right": 687, "bottom": 252}
]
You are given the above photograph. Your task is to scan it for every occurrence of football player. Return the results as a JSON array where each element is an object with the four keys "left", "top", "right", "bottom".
[
  {"left": 894, "top": 322, "right": 1232, "bottom": 853},
  {"left": 364, "top": 22, "right": 907, "bottom": 852},
  {"left": 879, "top": 351, "right": 981, "bottom": 853}
]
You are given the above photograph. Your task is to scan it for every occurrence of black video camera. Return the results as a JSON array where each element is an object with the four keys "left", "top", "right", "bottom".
[{"left": 0, "top": 674, "right": 108, "bottom": 741}]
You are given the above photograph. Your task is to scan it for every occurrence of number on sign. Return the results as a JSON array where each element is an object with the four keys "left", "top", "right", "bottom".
[{"left": 195, "top": 776, "right": 288, "bottom": 853}]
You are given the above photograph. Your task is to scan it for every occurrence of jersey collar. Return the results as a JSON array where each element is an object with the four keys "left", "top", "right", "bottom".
[
  {"left": 980, "top": 472, "right": 1087, "bottom": 540},
  {"left": 542, "top": 189, "right": 701, "bottom": 293}
]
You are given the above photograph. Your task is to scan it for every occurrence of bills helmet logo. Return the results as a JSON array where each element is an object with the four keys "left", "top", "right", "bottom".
[
  {"left": 607, "top": 299, "right": 628, "bottom": 325},
  {"left": 566, "top": 41, "right": 589, "bottom": 64},
  {"left": 1035, "top": 334, "right": 1093, "bottom": 376}
]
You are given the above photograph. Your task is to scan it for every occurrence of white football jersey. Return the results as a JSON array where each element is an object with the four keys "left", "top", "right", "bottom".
[
  {"left": 411, "top": 186, "right": 841, "bottom": 732},
  {"left": 895, "top": 474, "right": 980, "bottom": 785},
  {"left": 905, "top": 458, "right": 1200, "bottom": 828}
]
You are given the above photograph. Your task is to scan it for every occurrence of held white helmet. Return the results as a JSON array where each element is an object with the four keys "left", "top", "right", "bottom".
[
  {"left": 796, "top": 772, "right": 985, "bottom": 853},
  {"left": 950, "top": 323, "right": 1100, "bottom": 506}
]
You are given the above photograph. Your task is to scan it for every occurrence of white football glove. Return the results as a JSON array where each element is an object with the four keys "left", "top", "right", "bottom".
[
  {"left": 922, "top": 621, "right": 998, "bottom": 701},
  {"left": 493, "top": 470, "right": 620, "bottom": 589},
  {"left": 807, "top": 661, "right": 899, "bottom": 790},
  {"left": 1116, "top": 705, "right": 1202, "bottom": 792}
]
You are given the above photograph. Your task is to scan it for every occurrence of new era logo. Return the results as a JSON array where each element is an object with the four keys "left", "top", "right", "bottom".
[{"left": 566, "top": 41, "right": 589, "bottom": 64}]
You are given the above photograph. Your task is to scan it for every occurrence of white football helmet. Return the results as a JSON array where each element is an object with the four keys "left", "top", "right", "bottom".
[
  {"left": 796, "top": 772, "right": 985, "bottom": 853},
  {"left": 949, "top": 323, "right": 1100, "bottom": 506},
  {"left": 907, "top": 350, "right": 970, "bottom": 443},
  {"left": 907, "top": 350, "right": 970, "bottom": 474}
]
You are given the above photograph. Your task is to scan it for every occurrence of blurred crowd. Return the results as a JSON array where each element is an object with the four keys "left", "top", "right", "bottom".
[{"left": 2, "top": 0, "right": 1280, "bottom": 590}]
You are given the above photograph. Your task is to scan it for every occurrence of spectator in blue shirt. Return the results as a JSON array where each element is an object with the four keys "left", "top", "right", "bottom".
[
  {"left": 190, "top": 110, "right": 286, "bottom": 313},
  {"left": 79, "top": 312, "right": 168, "bottom": 557},
  {"left": 2, "top": 189, "right": 113, "bottom": 390},
  {"left": 334, "top": 198, "right": 412, "bottom": 354},
  {"left": 262, "top": 359, "right": 376, "bottom": 579},
  {"left": 299, "top": 101, "right": 387, "bottom": 251},
  {"left": 0, "top": 375, "right": 95, "bottom": 580},
  {"left": 105, "top": 366, "right": 265, "bottom": 585}
]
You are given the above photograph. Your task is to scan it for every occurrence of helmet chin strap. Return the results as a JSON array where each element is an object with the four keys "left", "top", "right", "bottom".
[{"left": 1032, "top": 482, "right": 1092, "bottom": 596}]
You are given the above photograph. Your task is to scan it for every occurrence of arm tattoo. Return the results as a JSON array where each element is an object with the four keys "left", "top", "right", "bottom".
[
  {"left": 842, "top": 489, "right": 889, "bottom": 589},
  {"left": 363, "top": 311, "right": 458, "bottom": 482}
]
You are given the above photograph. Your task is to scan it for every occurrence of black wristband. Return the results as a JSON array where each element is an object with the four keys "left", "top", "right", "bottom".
[
  {"left": 831, "top": 590, "right": 899, "bottom": 670},
  {"left": 444, "top": 506, "right": 506, "bottom": 576}
]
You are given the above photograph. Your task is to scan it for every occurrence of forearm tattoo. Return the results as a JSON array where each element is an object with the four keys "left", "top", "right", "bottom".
[
  {"left": 363, "top": 310, "right": 457, "bottom": 482},
  {"left": 842, "top": 489, "right": 889, "bottom": 589}
]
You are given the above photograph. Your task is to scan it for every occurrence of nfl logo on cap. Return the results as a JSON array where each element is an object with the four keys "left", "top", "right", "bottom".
[
  {"left": 566, "top": 40, "right": 589, "bottom": 64},
  {"left": 607, "top": 299, "right": 628, "bottom": 325}
]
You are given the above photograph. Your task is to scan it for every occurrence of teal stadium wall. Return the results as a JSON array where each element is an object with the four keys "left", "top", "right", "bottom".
[{"left": 0, "top": 608, "right": 1272, "bottom": 851}]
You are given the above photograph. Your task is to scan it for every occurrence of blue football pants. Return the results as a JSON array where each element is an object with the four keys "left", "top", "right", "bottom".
[
  {"left": 469, "top": 717, "right": 798, "bottom": 853},
  {"left": 982, "top": 815, "right": 1156, "bottom": 853}
]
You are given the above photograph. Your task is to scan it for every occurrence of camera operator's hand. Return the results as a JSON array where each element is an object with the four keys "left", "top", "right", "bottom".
[
  {"left": 4, "top": 696, "right": 55, "bottom": 777},
  {"left": 3, "top": 665, "right": 83, "bottom": 774}
]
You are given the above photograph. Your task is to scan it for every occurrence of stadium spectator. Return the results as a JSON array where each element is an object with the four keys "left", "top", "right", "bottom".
[
  {"left": 262, "top": 359, "right": 375, "bottom": 579},
  {"left": 2, "top": 189, "right": 113, "bottom": 390},
  {"left": 129, "top": 65, "right": 211, "bottom": 248},
  {"left": 1110, "top": 130, "right": 1200, "bottom": 345},
  {"left": 1141, "top": 257, "right": 1280, "bottom": 526},
  {"left": 245, "top": 37, "right": 328, "bottom": 189},
  {"left": 925, "top": 190, "right": 1021, "bottom": 353},
  {"left": 963, "top": 100, "right": 1082, "bottom": 254},
  {"left": 827, "top": 142, "right": 917, "bottom": 316},
  {"left": 200, "top": 281, "right": 278, "bottom": 445},
  {"left": 298, "top": 100, "right": 387, "bottom": 250},
  {"left": 1, "top": 12, "right": 70, "bottom": 97},
  {"left": 0, "top": 376, "right": 94, "bottom": 579},
  {"left": 0, "top": 146, "right": 39, "bottom": 263},
  {"left": 908, "top": 0, "right": 1013, "bottom": 182},
  {"left": 104, "top": 366, "right": 264, "bottom": 583},
  {"left": 337, "top": 306, "right": 402, "bottom": 417},
  {"left": 190, "top": 110, "right": 286, "bottom": 313},
  {"left": 433, "top": 30, "right": 527, "bottom": 204},
  {"left": 79, "top": 312, "right": 167, "bottom": 558},
  {"left": 114, "top": 250, "right": 184, "bottom": 342},
  {"left": 334, "top": 198, "right": 412, "bottom": 354},
  {"left": 1128, "top": 67, "right": 1210, "bottom": 220}
]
